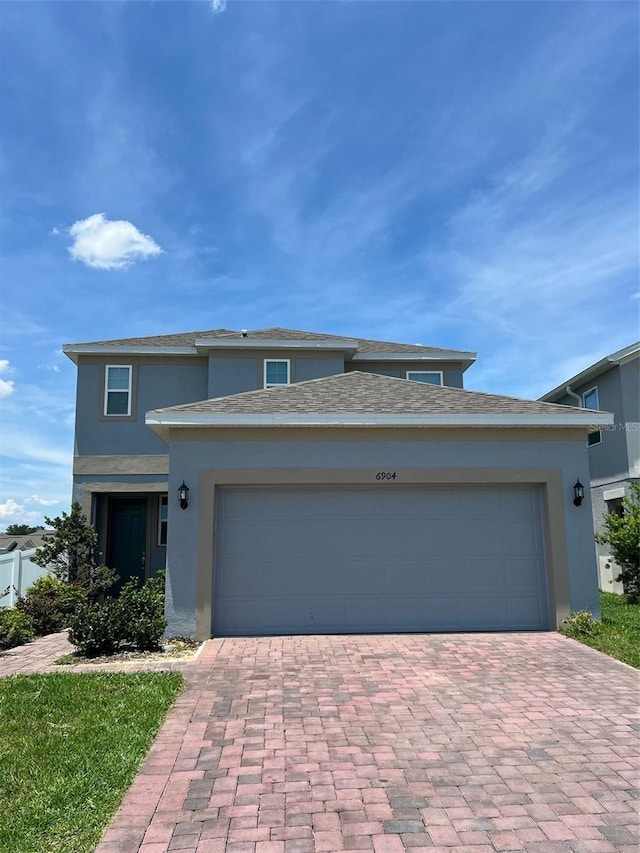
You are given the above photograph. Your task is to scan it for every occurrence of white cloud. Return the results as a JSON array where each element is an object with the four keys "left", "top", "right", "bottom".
[
  {"left": 26, "top": 495, "right": 60, "bottom": 507},
  {"left": 0, "top": 499, "right": 23, "bottom": 520},
  {"left": 211, "top": 0, "right": 227, "bottom": 14},
  {"left": 67, "top": 213, "right": 163, "bottom": 270},
  {"left": 0, "top": 497, "right": 56, "bottom": 529},
  {"left": 0, "top": 360, "right": 15, "bottom": 398}
]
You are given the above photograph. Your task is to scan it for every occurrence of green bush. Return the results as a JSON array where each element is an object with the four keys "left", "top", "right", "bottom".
[
  {"left": 68, "top": 572, "right": 167, "bottom": 657},
  {"left": 560, "top": 610, "right": 599, "bottom": 638},
  {"left": 68, "top": 599, "right": 122, "bottom": 657},
  {"left": 16, "top": 576, "right": 86, "bottom": 636},
  {"left": 596, "top": 482, "right": 640, "bottom": 604},
  {"left": 0, "top": 609, "right": 35, "bottom": 650},
  {"left": 118, "top": 571, "right": 167, "bottom": 652}
]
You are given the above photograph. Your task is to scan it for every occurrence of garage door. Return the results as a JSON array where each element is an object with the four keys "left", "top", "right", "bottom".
[{"left": 212, "top": 484, "right": 550, "bottom": 635}]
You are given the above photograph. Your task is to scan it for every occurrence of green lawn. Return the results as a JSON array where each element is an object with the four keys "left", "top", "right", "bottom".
[
  {"left": 0, "top": 671, "right": 183, "bottom": 853},
  {"left": 563, "top": 592, "right": 640, "bottom": 668}
]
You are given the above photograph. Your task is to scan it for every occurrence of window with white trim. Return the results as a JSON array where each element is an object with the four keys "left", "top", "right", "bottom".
[
  {"left": 264, "top": 359, "right": 290, "bottom": 388},
  {"left": 158, "top": 495, "right": 168, "bottom": 546},
  {"left": 104, "top": 365, "right": 132, "bottom": 416},
  {"left": 582, "top": 386, "right": 601, "bottom": 447},
  {"left": 406, "top": 371, "right": 443, "bottom": 385}
]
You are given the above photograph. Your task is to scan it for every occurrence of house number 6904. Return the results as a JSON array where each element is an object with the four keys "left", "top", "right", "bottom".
[{"left": 376, "top": 472, "right": 397, "bottom": 480}]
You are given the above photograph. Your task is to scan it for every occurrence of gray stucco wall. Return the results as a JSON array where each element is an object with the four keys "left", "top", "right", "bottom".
[
  {"left": 162, "top": 429, "right": 597, "bottom": 637},
  {"left": 553, "top": 366, "right": 630, "bottom": 484},
  {"left": 206, "top": 351, "right": 346, "bottom": 398},
  {"left": 347, "top": 361, "right": 465, "bottom": 388},
  {"left": 74, "top": 354, "right": 469, "bottom": 461},
  {"left": 74, "top": 357, "right": 209, "bottom": 456},
  {"left": 620, "top": 359, "right": 640, "bottom": 478}
]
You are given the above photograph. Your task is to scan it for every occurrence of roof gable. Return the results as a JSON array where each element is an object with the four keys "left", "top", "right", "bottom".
[{"left": 146, "top": 371, "right": 613, "bottom": 434}]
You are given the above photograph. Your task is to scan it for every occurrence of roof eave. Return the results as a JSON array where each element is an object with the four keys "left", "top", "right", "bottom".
[
  {"left": 146, "top": 411, "right": 614, "bottom": 430},
  {"left": 539, "top": 343, "right": 640, "bottom": 402},
  {"left": 62, "top": 344, "right": 198, "bottom": 364},
  {"left": 352, "top": 352, "right": 477, "bottom": 369}
]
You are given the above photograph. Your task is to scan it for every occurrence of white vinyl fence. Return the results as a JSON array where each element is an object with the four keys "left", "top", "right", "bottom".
[{"left": 0, "top": 549, "right": 49, "bottom": 608}]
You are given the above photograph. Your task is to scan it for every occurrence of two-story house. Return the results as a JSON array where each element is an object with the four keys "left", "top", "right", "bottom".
[
  {"left": 63, "top": 326, "right": 612, "bottom": 639},
  {"left": 539, "top": 341, "right": 640, "bottom": 593}
]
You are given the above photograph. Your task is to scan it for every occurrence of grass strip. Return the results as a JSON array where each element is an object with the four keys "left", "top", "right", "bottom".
[
  {"left": 0, "top": 671, "right": 182, "bottom": 853},
  {"left": 564, "top": 592, "right": 640, "bottom": 669}
]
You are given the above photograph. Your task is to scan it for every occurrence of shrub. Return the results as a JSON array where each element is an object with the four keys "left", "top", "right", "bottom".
[
  {"left": 0, "top": 609, "right": 34, "bottom": 650},
  {"left": 16, "top": 576, "right": 86, "bottom": 636},
  {"left": 68, "top": 572, "right": 167, "bottom": 657},
  {"left": 118, "top": 571, "right": 167, "bottom": 652},
  {"left": 68, "top": 599, "right": 122, "bottom": 657},
  {"left": 560, "top": 610, "right": 599, "bottom": 638},
  {"left": 596, "top": 482, "right": 640, "bottom": 604}
]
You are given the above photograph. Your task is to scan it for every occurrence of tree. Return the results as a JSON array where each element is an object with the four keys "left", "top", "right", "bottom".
[
  {"left": 596, "top": 482, "right": 640, "bottom": 603},
  {"left": 3, "top": 523, "right": 44, "bottom": 535},
  {"left": 32, "top": 503, "right": 117, "bottom": 602}
]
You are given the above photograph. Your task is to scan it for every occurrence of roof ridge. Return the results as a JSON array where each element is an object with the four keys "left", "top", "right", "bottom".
[{"left": 64, "top": 326, "right": 474, "bottom": 356}]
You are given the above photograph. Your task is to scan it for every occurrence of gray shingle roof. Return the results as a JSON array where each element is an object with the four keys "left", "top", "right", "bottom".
[
  {"left": 65, "top": 329, "right": 236, "bottom": 347},
  {"left": 65, "top": 326, "right": 473, "bottom": 357},
  {"left": 148, "top": 371, "right": 596, "bottom": 417}
]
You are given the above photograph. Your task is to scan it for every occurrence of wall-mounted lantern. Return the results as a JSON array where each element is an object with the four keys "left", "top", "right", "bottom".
[
  {"left": 573, "top": 479, "right": 585, "bottom": 507},
  {"left": 178, "top": 481, "right": 190, "bottom": 510}
]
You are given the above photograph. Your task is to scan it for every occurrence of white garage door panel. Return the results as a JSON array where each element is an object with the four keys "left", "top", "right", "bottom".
[{"left": 213, "top": 485, "right": 550, "bottom": 635}]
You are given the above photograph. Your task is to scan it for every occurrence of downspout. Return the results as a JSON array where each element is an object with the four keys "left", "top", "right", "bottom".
[{"left": 565, "top": 385, "right": 582, "bottom": 406}]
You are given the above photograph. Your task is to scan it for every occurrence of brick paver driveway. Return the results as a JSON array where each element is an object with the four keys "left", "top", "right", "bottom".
[{"left": 49, "top": 634, "right": 640, "bottom": 851}]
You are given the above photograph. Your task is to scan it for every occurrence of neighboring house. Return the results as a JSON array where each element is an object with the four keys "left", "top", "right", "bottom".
[
  {"left": 0, "top": 531, "right": 55, "bottom": 607},
  {"left": 0, "top": 530, "right": 54, "bottom": 555},
  {"left": 63, "top": 327, "right": 612, "bottom": 639},
  {"left": 539, "top": 341, "right": 640, "bottom": 594}
]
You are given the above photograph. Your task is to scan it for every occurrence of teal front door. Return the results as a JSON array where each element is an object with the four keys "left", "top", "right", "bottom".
[{"left": 107, "top": 498, "right": 147, "bottom": 591}]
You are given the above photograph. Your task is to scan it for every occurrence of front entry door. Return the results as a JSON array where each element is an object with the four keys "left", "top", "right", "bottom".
[{"left": 107, "top": 498, "right": 147, "bottom": 591}]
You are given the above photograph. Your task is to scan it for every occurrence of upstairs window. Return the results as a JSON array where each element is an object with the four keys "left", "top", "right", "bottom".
[
  {"left": 406, "top": 371, "right": 443, "bottom": 385},
  {"left": 264, "top": 359, "right": 290, "bottom": 388},
  {"left": 104, "top": 365, "right": 132, "bottom": 416},
  {"left": 582, "top": 386, "right": 601, "bottom": 447}
]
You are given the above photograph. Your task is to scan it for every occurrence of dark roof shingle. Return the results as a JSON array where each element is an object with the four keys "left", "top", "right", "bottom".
[{"left": 149, "top": 371, "right": 594, "bottom": 417}]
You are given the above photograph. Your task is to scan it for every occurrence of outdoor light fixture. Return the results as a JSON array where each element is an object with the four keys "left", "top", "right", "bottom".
[
  {"left": 573, "top": 479, "right": 585, "bottom": 507},
  {"left": 178, "top": 481, "right": 190, "bottom": 510}
]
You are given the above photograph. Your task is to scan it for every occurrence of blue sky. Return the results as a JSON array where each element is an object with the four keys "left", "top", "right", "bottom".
[{"left": 1, "top": 0, "right": 638, "bottom": 528}]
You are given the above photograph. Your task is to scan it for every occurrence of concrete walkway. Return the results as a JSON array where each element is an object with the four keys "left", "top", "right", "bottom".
[{"left": 1, "top": 632, "right": 639, "bottom": 852}]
